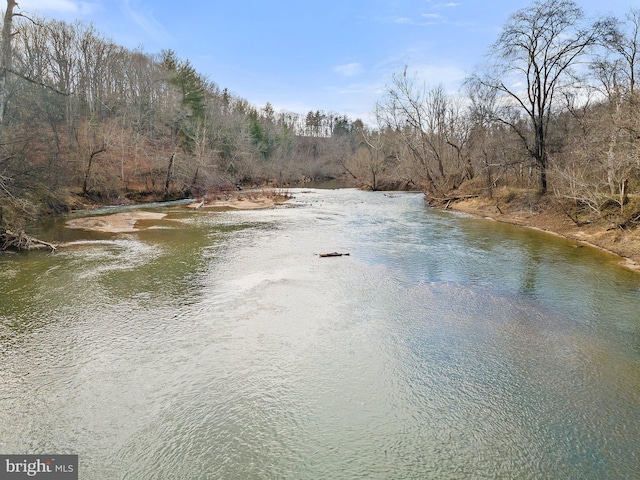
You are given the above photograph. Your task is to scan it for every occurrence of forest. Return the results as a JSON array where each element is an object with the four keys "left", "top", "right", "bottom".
[{"left": 0, "top": 0, "right": 639, "bottom": 237}]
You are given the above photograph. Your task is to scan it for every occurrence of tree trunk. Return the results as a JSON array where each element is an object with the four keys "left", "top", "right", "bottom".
[
  {"left": 83, "top": 148, "right": 106, "bottom": 194},
  {"left": 190, "top": 165, "right": 199, "bottom": 192},
  {"left": 0, "top": 0, "right": 17, "bottom": 140},
  {"left": 483, "top": 151, "right": 493, "bottom": 199},
  {"left": 620, "top": 178, "right": 629, "bottom": 213},
  {"left": 539, "top": 164, "right": 548, "bottom": 194},
  {"left": 535, "top": 120, "right": 548, "bottom": 194},
  {"left": 164, "top": 152, "right": 176, "bottom": 197}
]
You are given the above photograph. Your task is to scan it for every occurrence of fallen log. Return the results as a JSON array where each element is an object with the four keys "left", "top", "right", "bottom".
[
  {"left": 319, "top": 252, "right": 350, "bottom": 257},
  {"left": 0, "top": 228, "right": 57, "bottom": 252},
  {"left": 426, "top": 194, "right": 479, "bottom": 208}
]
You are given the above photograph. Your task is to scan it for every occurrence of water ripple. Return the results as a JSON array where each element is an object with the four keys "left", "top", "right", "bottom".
[{"left": 1, "top": 189, "right": 639, "bottom": 478}]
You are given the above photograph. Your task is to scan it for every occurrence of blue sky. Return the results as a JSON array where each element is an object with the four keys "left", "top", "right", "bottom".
[{"left": 17, "top": 0, "right": 636, "bottom": 122}]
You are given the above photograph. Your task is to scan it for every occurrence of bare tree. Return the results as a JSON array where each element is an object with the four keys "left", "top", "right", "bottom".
[
  {"left": 0, "top": 0, "right": 17, "bottom": 140},
  {"left": 575, "top": 8, "right": 640, "bottom": 211},
  {"left": 471, "top": 0, "right": 611, "bottom": 193},
  {"left": 347, "top": 119, "right": 387, "bottom": 191},
  {"left": 377, "top": 67, "right": 469, "bottom": 193},
  {"left": 602, "top": 8, "right": 640, "bottom": 99}
]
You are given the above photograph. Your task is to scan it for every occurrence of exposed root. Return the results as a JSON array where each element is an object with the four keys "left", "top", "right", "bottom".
[
  {"left": 0, "top": 228, "right": 57, "bottom": 252},
  {"left": 425, "top": 193, "right": 479, "bottom": 208}
]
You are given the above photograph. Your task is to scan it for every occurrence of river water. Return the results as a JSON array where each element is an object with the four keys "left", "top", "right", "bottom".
[{"left": 1, "top": 188, "right": 639, "bottom": 479}]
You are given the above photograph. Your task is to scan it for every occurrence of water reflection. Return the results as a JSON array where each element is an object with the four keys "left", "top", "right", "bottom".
[
  {"left": 0, "top": 189, "right": 639, "bottom": 479},
  {"left": 517, "top": 238, "right": 542, "bottom": 295}
]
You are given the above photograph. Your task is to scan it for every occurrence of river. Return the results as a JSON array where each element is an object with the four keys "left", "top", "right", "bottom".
[{"left": 1, "top": 188, "right": 639, "bottom": 479}]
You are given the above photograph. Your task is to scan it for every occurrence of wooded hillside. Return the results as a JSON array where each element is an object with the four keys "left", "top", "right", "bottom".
[
  {"left": 0, "top": 5, "right": 370, "bottom": 229},
  {"left": 0, "top": 0, "right": 639, "bottom": 234}
]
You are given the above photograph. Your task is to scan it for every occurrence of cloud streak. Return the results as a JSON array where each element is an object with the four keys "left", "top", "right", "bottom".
[
  {"left": 122, "top": 0, "right": 168, "bottom": 44},
  {"left": 334, "top": 63, "right": 364, "bottom": 77},
  {"left": 433, "top": 2, "right": 462, "bottom": 8},
  {"left": 411, "top": 63, "right": 468, "bottom": 91},
  {"left": 374, "top": 1, "right": 464, "bottom": 27},
  {"left": 375, "top": 15, "right": 440, "bottom": 26}
]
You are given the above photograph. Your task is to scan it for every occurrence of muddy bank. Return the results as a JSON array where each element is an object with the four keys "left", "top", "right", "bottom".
[{"left": 434, "top": 189, "right": 640, "bottom": 273}]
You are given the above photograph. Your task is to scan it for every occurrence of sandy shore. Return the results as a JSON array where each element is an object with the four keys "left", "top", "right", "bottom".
[
  {"left": 442, "top": 195, "right": 640, "bottom": 273},
  {"left": 66, "top": 211, "right": 167, "bottom": 233},
  {"left": 187, "top": 191, "right": 291, "bottom": 210},
  {"left": 65, "top": 191, "right": 291, "bottom": 233}
]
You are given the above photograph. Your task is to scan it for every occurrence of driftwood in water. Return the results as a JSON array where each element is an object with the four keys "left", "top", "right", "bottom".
[
  {"left": 0, "top": 228, "right": 57, "bottom": 252},
  {"left": 319, "top": 252, "right": 350, "bottom": 257}
]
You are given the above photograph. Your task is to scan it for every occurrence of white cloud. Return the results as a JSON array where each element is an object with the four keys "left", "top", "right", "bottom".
[
  {"left": 432, "top": 2, "right": 461, "bottom": 8},
  {"left": 373, "top": 59, "right": 468, "bottom": 95},
  {"left": 334, "top": 63, "right": 364, "bottom": 77},
  {"left": 412, "top": 63, "right": 468, "bottom": 91},
  {"left": 394, "top": 17, "right": 413, "bottom": 24},
  {"left": 376, "top": 12, "right": 447, "bottom": 26},
  {"left": 374, "top": 13, "right": 445, "bottom": 27},
  {"left": 372, "top": 50, "right": 468, "bottom": 89},
  {"left": 334, "top": 81, "right": 385, "bottom": 97},
  {"left": 19, "top": 0, "right": 98, "bottom": 14}
]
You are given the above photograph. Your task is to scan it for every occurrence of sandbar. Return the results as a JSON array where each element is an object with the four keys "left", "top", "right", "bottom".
[{"left": 66, "top": 211, "right": 167, "bottom": 233}]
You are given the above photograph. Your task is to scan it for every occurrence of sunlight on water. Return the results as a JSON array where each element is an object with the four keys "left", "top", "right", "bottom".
[{"left": 1, "top": 189, "right": 639, "bottom": 479}]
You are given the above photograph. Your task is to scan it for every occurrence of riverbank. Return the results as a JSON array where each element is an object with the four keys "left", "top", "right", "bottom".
[
  {"left": 187, "top": 190, "right": 292, "bottom": 210},
  {"left": 435, "top": 188, "right": 640, "bottom": 273},
  {"left": 64, "top": 190, "right": 292, "bottom": 233}
]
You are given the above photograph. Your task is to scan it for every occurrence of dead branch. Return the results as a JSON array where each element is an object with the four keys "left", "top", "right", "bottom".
[
  {"left": 426, "top": 194, "right": 479, "bottom": 207},
  {"left": 0, "top": 228, "right": 56, "bottom": 252}
]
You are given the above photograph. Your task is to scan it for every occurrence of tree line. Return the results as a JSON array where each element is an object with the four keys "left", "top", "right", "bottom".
[
  {"left": 0, "top": 0, "right": 639, "bottom": 230},
  {"left": 0, "top": 3, "right": 367, "bottom": 228}
]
